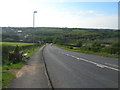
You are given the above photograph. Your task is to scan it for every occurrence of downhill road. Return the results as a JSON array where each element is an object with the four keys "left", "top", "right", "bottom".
[{"left": 43, "top": 44, "right": 119, "bottom": 88}]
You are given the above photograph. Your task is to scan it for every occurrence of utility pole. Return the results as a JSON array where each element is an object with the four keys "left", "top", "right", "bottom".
[
  {"left": 33, "top": 11, "right": 37, "bottom": 28},
  {"left": 33, "top": 11, "right": 37, "bottom": 50}
]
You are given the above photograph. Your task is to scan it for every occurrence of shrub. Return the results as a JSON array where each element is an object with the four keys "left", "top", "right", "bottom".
[
  {"left": 69, "top": 46, "right": 73, "bottom": 49},
  {"left": 91, "top": 47, "right": 101, "bottom": 52},
  {"left": 92, "top": 42, "right": 101, "bottom": 47},
  {"left": 76, "top": 40, "right": 82, "bottom": 47}
]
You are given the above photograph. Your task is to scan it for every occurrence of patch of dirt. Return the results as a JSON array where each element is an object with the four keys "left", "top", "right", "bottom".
[
  {"left": 4, "top": 64, "right": 44, "bottom": 78},
  {"left": 16, "top": 64, "right": 44, "bottom": 78}
]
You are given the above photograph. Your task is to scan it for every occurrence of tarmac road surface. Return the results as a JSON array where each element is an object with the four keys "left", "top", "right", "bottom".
[{"left": 43, "top": 44, "right": 118, "bottom": 88}]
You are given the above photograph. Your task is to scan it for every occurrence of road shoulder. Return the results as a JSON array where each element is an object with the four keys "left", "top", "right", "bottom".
[{"left": 7, "top": 46, "right": 49, "bottom": 88}]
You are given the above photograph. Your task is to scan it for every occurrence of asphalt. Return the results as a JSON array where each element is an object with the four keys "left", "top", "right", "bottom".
[
  {"left": 7, "top": 44, "right": 119, "bottom": 88},
  {"left": 43, "top": 44, "right": 119, "bottom": 88},
  {"left": 7, "top": 46, "right": 49, "bottom": 88}
]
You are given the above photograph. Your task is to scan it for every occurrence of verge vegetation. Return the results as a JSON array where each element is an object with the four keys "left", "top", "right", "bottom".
[
  {"left": 2, "top": 42, "right": 43, "bottom": 88},
  {"left": 55, "top": 44, "right": 120, "bottom": 58},
  {"left": 2, "top": 27, "right": 119, "bottom": 58}
]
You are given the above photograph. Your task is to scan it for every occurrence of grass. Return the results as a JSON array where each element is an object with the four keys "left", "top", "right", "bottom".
[
  {"left": 2, "top": 43, "right": 43, "bottom": 88},
  {"left": 2, "top": 42, "right": 34, "bottom": 46},
  {"left": 24, "top": 46, "right": 42, "bottom": 57},
  {"left": 2, "top": 63, "right": 23, "bottom": 70},
  {"left": 2, "top": 71, "right": 15, "bottom": 88},
  {"left": 55, "top": 44, "right": 119, "bottom": 58},
  {"left": 0, "top": 66, "right": 2, "bottom": 89},
  {"left": 72, "top": 30, "right": 87, "bottom": 32}
]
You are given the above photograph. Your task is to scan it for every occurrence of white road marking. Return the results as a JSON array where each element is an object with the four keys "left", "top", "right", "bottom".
[
  {"left": 71, "top": 56, "right": 75, "bottom": 58},
  {"left": 60, "top": 52, "right": 119, "bottom": 72},
  {"left": 66, "top": 54, "right": 69, "bottom": 56},
  {"left": 105, "top": 63, "right": 119, "bottom": 68},
  {"left": 78, "top": 58, "right": 119, "bottom": 71},
  {"left": 96, "top": 64, "right": 105, "bottom": 68}
]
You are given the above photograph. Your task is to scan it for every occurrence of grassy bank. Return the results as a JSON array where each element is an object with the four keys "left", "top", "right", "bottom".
[
  {"left": 2, "top": 42, "right": 43, "bottom": 88},
  {"left": 55, "top": 44, "right": 119, "bottom": 58},
  {"left": 2, "top": 71, "right": 15, "bottom": 88}
]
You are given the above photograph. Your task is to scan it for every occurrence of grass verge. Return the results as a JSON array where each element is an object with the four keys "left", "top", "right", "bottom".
[
  {"left": 55, "top": 44, "right": 119, "bottom": 58},
  {"left": 2, "top": 71, "right": 15, "bottom": 88},
  {"left": 2, "top": 45, "right": 43, "bottom": 88}
]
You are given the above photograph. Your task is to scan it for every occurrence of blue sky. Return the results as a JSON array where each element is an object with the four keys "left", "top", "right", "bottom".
[
  {"left": 43, "top": 2, "right": 118, "bottom": 17},
  {"left": 46, "top": 2, "right": 118, "bottom": 14},
  {"left": 0, "top": 0, "right": 119, "bottom": 29}
]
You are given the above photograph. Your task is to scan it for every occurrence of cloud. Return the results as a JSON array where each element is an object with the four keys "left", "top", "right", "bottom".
[
  {"left": 68, "top": 14, "right": 118, "bottom": 29},
  {"left": 36, "top": 8, "right": 117, "bottom": 29},
  {"left": 0, "top": 0, "right": 118, "bottom": 29},
  {"left": 88, "top": 10, "right": 94, "bottom": 14}
]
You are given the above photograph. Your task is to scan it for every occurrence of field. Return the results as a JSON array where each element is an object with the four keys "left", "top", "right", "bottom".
[{"left": 2, "top": 42, "right": 34, "bottom": 46}]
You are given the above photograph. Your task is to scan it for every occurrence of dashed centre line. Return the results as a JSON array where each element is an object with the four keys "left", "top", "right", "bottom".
[{"left": 60, "top": 52, "right": 119, "bottom": 72}]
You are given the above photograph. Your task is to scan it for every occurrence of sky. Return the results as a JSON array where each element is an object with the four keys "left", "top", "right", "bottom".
[{"left": 0, "top": 0, "right": 119, "bottom": 29}]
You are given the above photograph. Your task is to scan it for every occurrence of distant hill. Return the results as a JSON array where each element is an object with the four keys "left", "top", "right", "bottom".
[{"left": 2, "top": 27, "right": 118, "bottom": 31}]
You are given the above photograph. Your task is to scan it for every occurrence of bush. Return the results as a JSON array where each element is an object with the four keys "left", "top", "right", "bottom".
[
  {"left": 91, "top": 47, "right": 101, "bottom": 52},
  {"left": 92, "top": 42, "right": 101, "bottom": 47},
  {"left": 90, "top": 42, "right": 102, "bottom": 52},
  {"left": 101, "top": 46, "right": 120, "bottom": 55},
  {"left": 69, "top": 46, "right": 73, "bottom": 49},
  {"left": 76, "top": 40, "right": 82, "bottom": 47}
]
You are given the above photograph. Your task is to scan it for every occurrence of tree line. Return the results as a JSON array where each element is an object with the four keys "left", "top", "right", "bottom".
[{"left": 2, "top": 27, "right": 120, "bottom": 57}]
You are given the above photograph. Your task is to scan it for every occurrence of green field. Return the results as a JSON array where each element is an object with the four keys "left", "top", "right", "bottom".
[{"left": 1, "top": 42, "right": 34, "bottom": 46}]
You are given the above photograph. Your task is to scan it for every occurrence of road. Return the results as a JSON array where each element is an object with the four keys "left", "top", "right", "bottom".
[
  {"left": 7, "top": 44, "right": 119, "bottom": 88},
  {"left": 43, "top": 44, "right": 119, "bottom": 88}
]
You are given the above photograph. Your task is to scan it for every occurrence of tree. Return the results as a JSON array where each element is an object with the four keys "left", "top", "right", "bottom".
[
  {"left": 92, "top": 42, "right": 101, "bottom": 47},
  {"left": 76, "top": 40, "right": 82, "bottom": 47},
  {"left": 91, "top": 42, "right": 101, "bottom": 52}
]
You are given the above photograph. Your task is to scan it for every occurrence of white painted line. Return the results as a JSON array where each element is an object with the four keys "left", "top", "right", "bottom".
[
  {"left": 96, "top": 64, "right": 105, "bottom": 68},
  {"left": 66, "top": 54, "right": 69, "bottom": 56},
  {"left": 76, "top": 57, "right": 80, "bottom": 60},
  {"left": 103, "top": 65, "right": 119, "bottom": 71},
  {"left": 105, "top": 63, "right": 119, "bottom": 68},
  {"left": 61, "top": 52, "right": 120, "bottom": 72},
  {"left": 78, "top": 57, "right": 120, "bottom": 71},
  {"left": 74, "top": 56, "right": 78, "bottom": 59},
  {"left": 71, "top": 55, "right": 76, "bottom": 58}
]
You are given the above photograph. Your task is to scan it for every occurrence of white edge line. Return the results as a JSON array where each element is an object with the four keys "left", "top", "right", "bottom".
[{"left": 61, "top": 52, "right": 120, "bottom": 72}]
